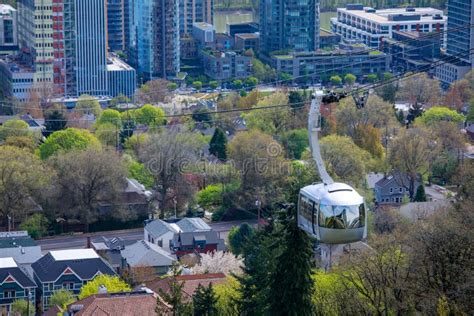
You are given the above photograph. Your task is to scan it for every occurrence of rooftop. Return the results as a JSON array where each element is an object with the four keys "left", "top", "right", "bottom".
[
  {"left": 50, "top": 249, "right": 99, "bottom": 261},
  {"left": 0, "top": 257, "right": 17, "bottom": 269},
  {"left": 235, "top": 33, "right": 259, "bottom": 40},
  {"left": 0, "top": 4, "right": 16, "bottom": 15},
  {"left": 337, "top": 7, "right": 445, "bottom": 24},
  {"left": 193, "top": 22, "right": 215, "bottom": 30},
  {"left": 107, "top": 56, "right": 135, "bottom": 72}
]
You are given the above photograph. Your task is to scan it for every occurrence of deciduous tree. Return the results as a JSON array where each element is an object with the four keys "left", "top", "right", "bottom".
[
  {"left": 75, "top": 94, "right": 102, "bottom": 116},
  {"left": 39, "top": 128, "right": 101, "bottom": 160},
  {"left": 78, "top": 275, "right": 131, "bottom": 299},
  {"left": 135, "top": 79, "right": 170, "bottom": 104}
]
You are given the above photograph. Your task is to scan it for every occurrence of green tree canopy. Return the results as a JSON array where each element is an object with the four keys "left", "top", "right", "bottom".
[
  {"left": 209, "top": 81, "right": 219, "bottom": 89},
  {"left": 76, "top": 94, "right": 102, "bottom": 116},
  {"left": 39, "top": 128, "right": 101, "bottom": 160},
  {"left": 367, "top": 73, "right": 378, "bottom": 83},
  {"left": 243, "top": 92, "right": 290, "bottom": 135},
  {"left": 44, "top": 108, "right": 67, "bottom": 137},
  {"left": 135, "top": 104, "right": 166, "bottom": 126},
  {"left": 50, "top": 289, "right": 75, "bottom": 310},
  {"left": 197, "top": 184, "right": 224, "bottom": 211},
  {"left": 245, "top": 77, "right": 258, "bottom": 87},
  {"left": 282, "top": 129, "right": 308, "bottom": 159},
  {"left": 330, "top": 75, "right": 342, "bottom": 86},
  {"left": 414, "top": 184, "right": 427, "bottom": 202},
  {"left": 97, "top": 109, "right": 122, "bottom": 126},
  {"left": 233, "top": 80, "right": 243, "bottom": 89},
  {"left": 193, "top": 81, "right": 203, "bottom": 90},
  {"left": 416, "top": 106, "right": 465, "bottom": 126},
  {"left": 0, "top": 119, "right": 31, "bottom": 141},
  {"left": 228, "top": 223, "right": 254, "bottom": 256},
  {"left": 78, "top": 275, "right": 131, "bottom": 299},
  {"left": 95, "top": 123, "right": 119, "bottom": 148},
  {"left": 344, "top": 73, "right": 356, "bottom": 86},
  {"left": 19, "top": 214, "right": 49, "bottom": 239},
  {"left": 109, "top": 94, "right": 131, "bottom": 108}
]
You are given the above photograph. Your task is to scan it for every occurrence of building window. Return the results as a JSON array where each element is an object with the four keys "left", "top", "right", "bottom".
[
  {"left": 390, "top": 187, "right": 393, "bottom": 193},
  {"left": 399, "top": 188, "right": 403, "bottom": 193},
  {"left": 4, "top": 290, "right": 15, "bottom": 298},
  {"left": 63, "top": 282, "right": 74, "bottom": 290}
]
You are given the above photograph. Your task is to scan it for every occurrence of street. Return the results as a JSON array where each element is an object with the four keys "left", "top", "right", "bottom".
[{"left": 36, "top": 220, "right": 257, "bottom": 253}]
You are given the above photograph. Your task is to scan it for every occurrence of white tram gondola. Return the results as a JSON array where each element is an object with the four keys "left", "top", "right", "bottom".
[{"left": 297, "top": 91, "right": 367, "bottom": 244}]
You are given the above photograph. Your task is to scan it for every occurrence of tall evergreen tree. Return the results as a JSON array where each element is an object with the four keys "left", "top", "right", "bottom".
[
  {"left": 43, "top": 110, "right": 67, "bottom": 137},
  {"left": 193, "top": 283, "right": 217, "bottom": 316},
  {"left": 156, "top": 264, "right": 193, "bottom": 316},
  {"left": 236, "top": 223, "right": 279, "bottom": 315},
  {"left": 268, "top": 205, "right": 315, "bottom": 316},
  {"left": 414, "top": 185, "right": 427, "bottom": 202},
  {"left": 209, "top": 128, "right": 227, "bottom": 161}
]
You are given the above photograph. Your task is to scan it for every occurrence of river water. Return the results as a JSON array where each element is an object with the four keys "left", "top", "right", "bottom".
[{"left": 214, "top": 10, "right": 254, "bottom": 33}]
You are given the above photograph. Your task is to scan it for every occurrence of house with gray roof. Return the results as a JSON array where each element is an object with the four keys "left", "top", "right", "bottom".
[
  {"left": 374, "top": 172, "right": 422, "bottom": 205},
  {"left": 0, "top": 231, "right": 42, "bottom": 277},
  {"left": 171, "top": 231, "right": 226, "bottom": 258},
  {"left": 91, "top": 237, "right": 136, "bottom": 273},
  {"left": 144, "top": 218, "right": 212, "bottom": 252},
  {"left": 31, "top": 249, "right": 115, "bottom": 311},
  {"left": 0, "top": 258, "right": 36, "bottom": 315},
  {"left": 121, "top": 240, "right": 176, "bottom": 275}
]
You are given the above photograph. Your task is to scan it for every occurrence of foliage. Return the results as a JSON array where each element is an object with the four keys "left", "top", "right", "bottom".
[
  {"left": 75, "top": 94, "right": 102, "bottom": 116},
  {"left": 97, "top": 109, "right": 122, "bottom": 126},
  {"left": 193, "top": 284, "right": 218, "bottom": 316},
  {"left": 288, "top": 91, "right": 305, "bottom": 108},
  {"left": 243, "top": 92, "right": 290, "bottom": 135},
  {"left": 192, "top": 251, "right": 243, "bottom": 275},
  {"left": 467, "top": 102, "right": 474, "bottom": 122},
  {"left": 19, "top": 214, "right": 49, "bottom": 239},
  {"left": 139, "top": 128, "right": 201, "bottom": 218},
  {"left": 413, "top": 184, "right": 427, "bottom": 202},
  {"left": 11, "top": 299, "right": 34, "bottom": 316},
  {"left": 193, "top": 81, "right": 203, "bottom": 90},
  {"left": 375, "top": 72, "right": 398, "bottom": 103},
  {"left": 197, "top": 184, "right": 224, "bottom": 210},
  {"left": 4, "top": 136, "right": 37, "bottom": 152},
  {"left": 0, "top": 146, "right": 50, "bottom": 222},
  {"left": 109, "top": 94, "right": 131, "bottom": 108},
  {"left": 398, "top": 73, "right": 441, "bottom": 108},
  {"left": 95, "top": 123, "right": 119, "bottom": 148},
  {"left": 431, "top": 151, "right": 459, "bottom": 184},
  {"left": 50, "top": 289, "right": 75, "bottom": 310},
  {"left": 209, "top": 81, "right": 219, "bottom": 89},
  {"left": 353, "top": 124, "right": 384, "bottom": 158},
  {"left": 389, "top": 128, "right": 438, "bottom": 200},
  {"left": 245, "top": 76, "right": 258, "bottom": 87},
  {"left": 192, "top": 107, "right": 213, "bottom": 126},
  {"left": 228, "top": 223, "right": 254, "bottom": 256},
  {"left": 213, "top": 277, "right": 241, "bottom": 316},
  {"left": 39, "top": 128, "right": 100, "bottom": 160},
  {"left": 320, "top": 135, "right": 373, "bottom": 185},
  {"left": 167, "top": 82, "right": 178, "bottom": 91},
  {"left": 49, "top": 148, "right": 126, "bottom": 231},
  {"left": 344, "top": 73, "right": 356, "bottom": 86},
  {"left": 0, "top": 119, "right": 31, "bottom": 141},
  {"left": 268, "top": 206, "right": 314, "bottom": 316},
  {"left": 209, "top": 128, "right": 227, "bottom": 160},
  {"left": 127, "top": 159, "right": 154, "bottom": 189},
  {"left": 79, "top": 275, "right": 131, "bottom": 299},
  {"left": 281, "top": 129, "right": 308, "bottom": 159},
  {"left": 135, "top": 104, "right": 166, "bottom": 127},
  {"left": 252, "top": 58, "right": 276, "bottom": 82},
  {"left": 44, "top": 108, "right": 68, "bottom": 137},
  {"left": 416, "top": 106, "right": 465, "bottom": 126},
  {"left": 135, "top": 79, "right": 169, "bottom": 104},
  {"left": 156, "top": 264, "right": 192, "bottom": 316},
  {"left": 312, "top": 270, "right": 356, "bottom": 316},
  {"left": 232, "top": 80, "right": 243, "bottom": 89},
  {"left": 330, "top": 75, "right": 342, "bottom": 86},
  {"left": 279, "top": 72, "right": 293, "bottom": 82},
  {"left": 367, "top": 73, "right": 378, "bottom": 83}
]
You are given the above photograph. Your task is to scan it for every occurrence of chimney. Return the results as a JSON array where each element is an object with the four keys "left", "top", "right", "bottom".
[
  {"left": 86, "top": 237, "right": 91, "bottom": 248},
  {"left": 98, "top": 285, "right": 107, "bottom": 294}
]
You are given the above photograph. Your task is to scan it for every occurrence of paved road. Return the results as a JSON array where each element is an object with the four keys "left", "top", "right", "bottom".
[{"left": 37, "top": 220, "right": 256, "bottom": 252}]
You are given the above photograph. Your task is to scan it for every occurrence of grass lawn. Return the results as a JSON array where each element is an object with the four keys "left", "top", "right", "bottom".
[{"left": 320, "top": 12, "right": 337, "bottom": 30}]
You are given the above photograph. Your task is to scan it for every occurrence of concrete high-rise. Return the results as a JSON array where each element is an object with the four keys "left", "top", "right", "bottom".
[
  {"left": 179, "top": 0, "right": 213, "bottom": 37},
  {"left": 129, "top": 0, "right": 180, "bottom": 81},
  {"left": 259, "top": 0, "right": 320, "bottom": 55},
  {"left": 17, "top": 0, "right": 55, "bottom": 84},
  {"left": 0, "top": 4, "right": 18, "bottom": 56},
  {"left": 436, "top": 0, "right": 474, "bottom": 85}
]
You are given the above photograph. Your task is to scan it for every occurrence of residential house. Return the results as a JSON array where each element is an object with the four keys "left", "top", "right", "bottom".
[
  {"left": 32, "top": 249, "right": 115, "bottom": 311},
  {"left": 0, "top": 231, "right": 42, "bottom": 277},
  {"left": 171, "top": 230, "right": 225, "bottom": 258},
  {"left": 144, "top": 217, "right": 211, "bottom": 252},
  {"left": 121, "top": 240, "right": 176, "bottom": 275},
  {"left": 98, "top": 178, "right": 152, "bottom": 216},
  {"left": 65, "top": 289, "right": 171, "bottom": 315},
  {"left": 0, "top": 258, "right": 36, "bottom": 315},
  {"left": 366, "top": 172, "right": 385, "bottom": 190},
  {"left": 146, "top": 273, "right": 226, "bottom": 302},
  {"left": 374, "top": 172, "right": 422, "bottom": 205},
  {"left": 91, "top": 237, "right": 136, "bottom": 273}
]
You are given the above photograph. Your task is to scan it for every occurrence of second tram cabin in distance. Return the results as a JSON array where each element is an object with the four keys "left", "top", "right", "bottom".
[{"left": 298, "top": 182, "right": 367, "bottom": 244}]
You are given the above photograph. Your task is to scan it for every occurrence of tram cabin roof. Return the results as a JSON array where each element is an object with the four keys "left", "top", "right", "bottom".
[{"left": 300, "top": 183, "right": 364, "bottom": 206}]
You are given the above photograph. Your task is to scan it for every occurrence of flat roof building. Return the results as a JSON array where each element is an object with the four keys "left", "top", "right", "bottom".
[
  {"left": 107, "top": 55, "right": 137, "bottom": 98},
  {"left": 331, "top": 6, "right": 447, "bottom": 49},
  {"left": 0, "top": 56, "right": 34, "bottom": 102}
]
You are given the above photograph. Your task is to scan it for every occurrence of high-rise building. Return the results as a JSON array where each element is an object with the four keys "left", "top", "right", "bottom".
[
  {"left": 129, "top": 0, "right": 180, "bottom": 81},
  {"left": 107, "top": 0, "right": 126, "bottom": 52},
  {"left": 0, "top": 4, "right": 18, "bottom": 56},
  {"left": 259, "top": 0, "right": 320, "bottom": 55},
  {"left": 17, "top": 0, "right": 55, "bottom": 85},
  {"left": 179, "top": 0, "right": 213, "bottom": 37},
  {"left": 53, "top": 0, "right": 136, "bottom": 98},
  {"left": 436, "top": 0, "right": 473, "bottom": 85}
]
